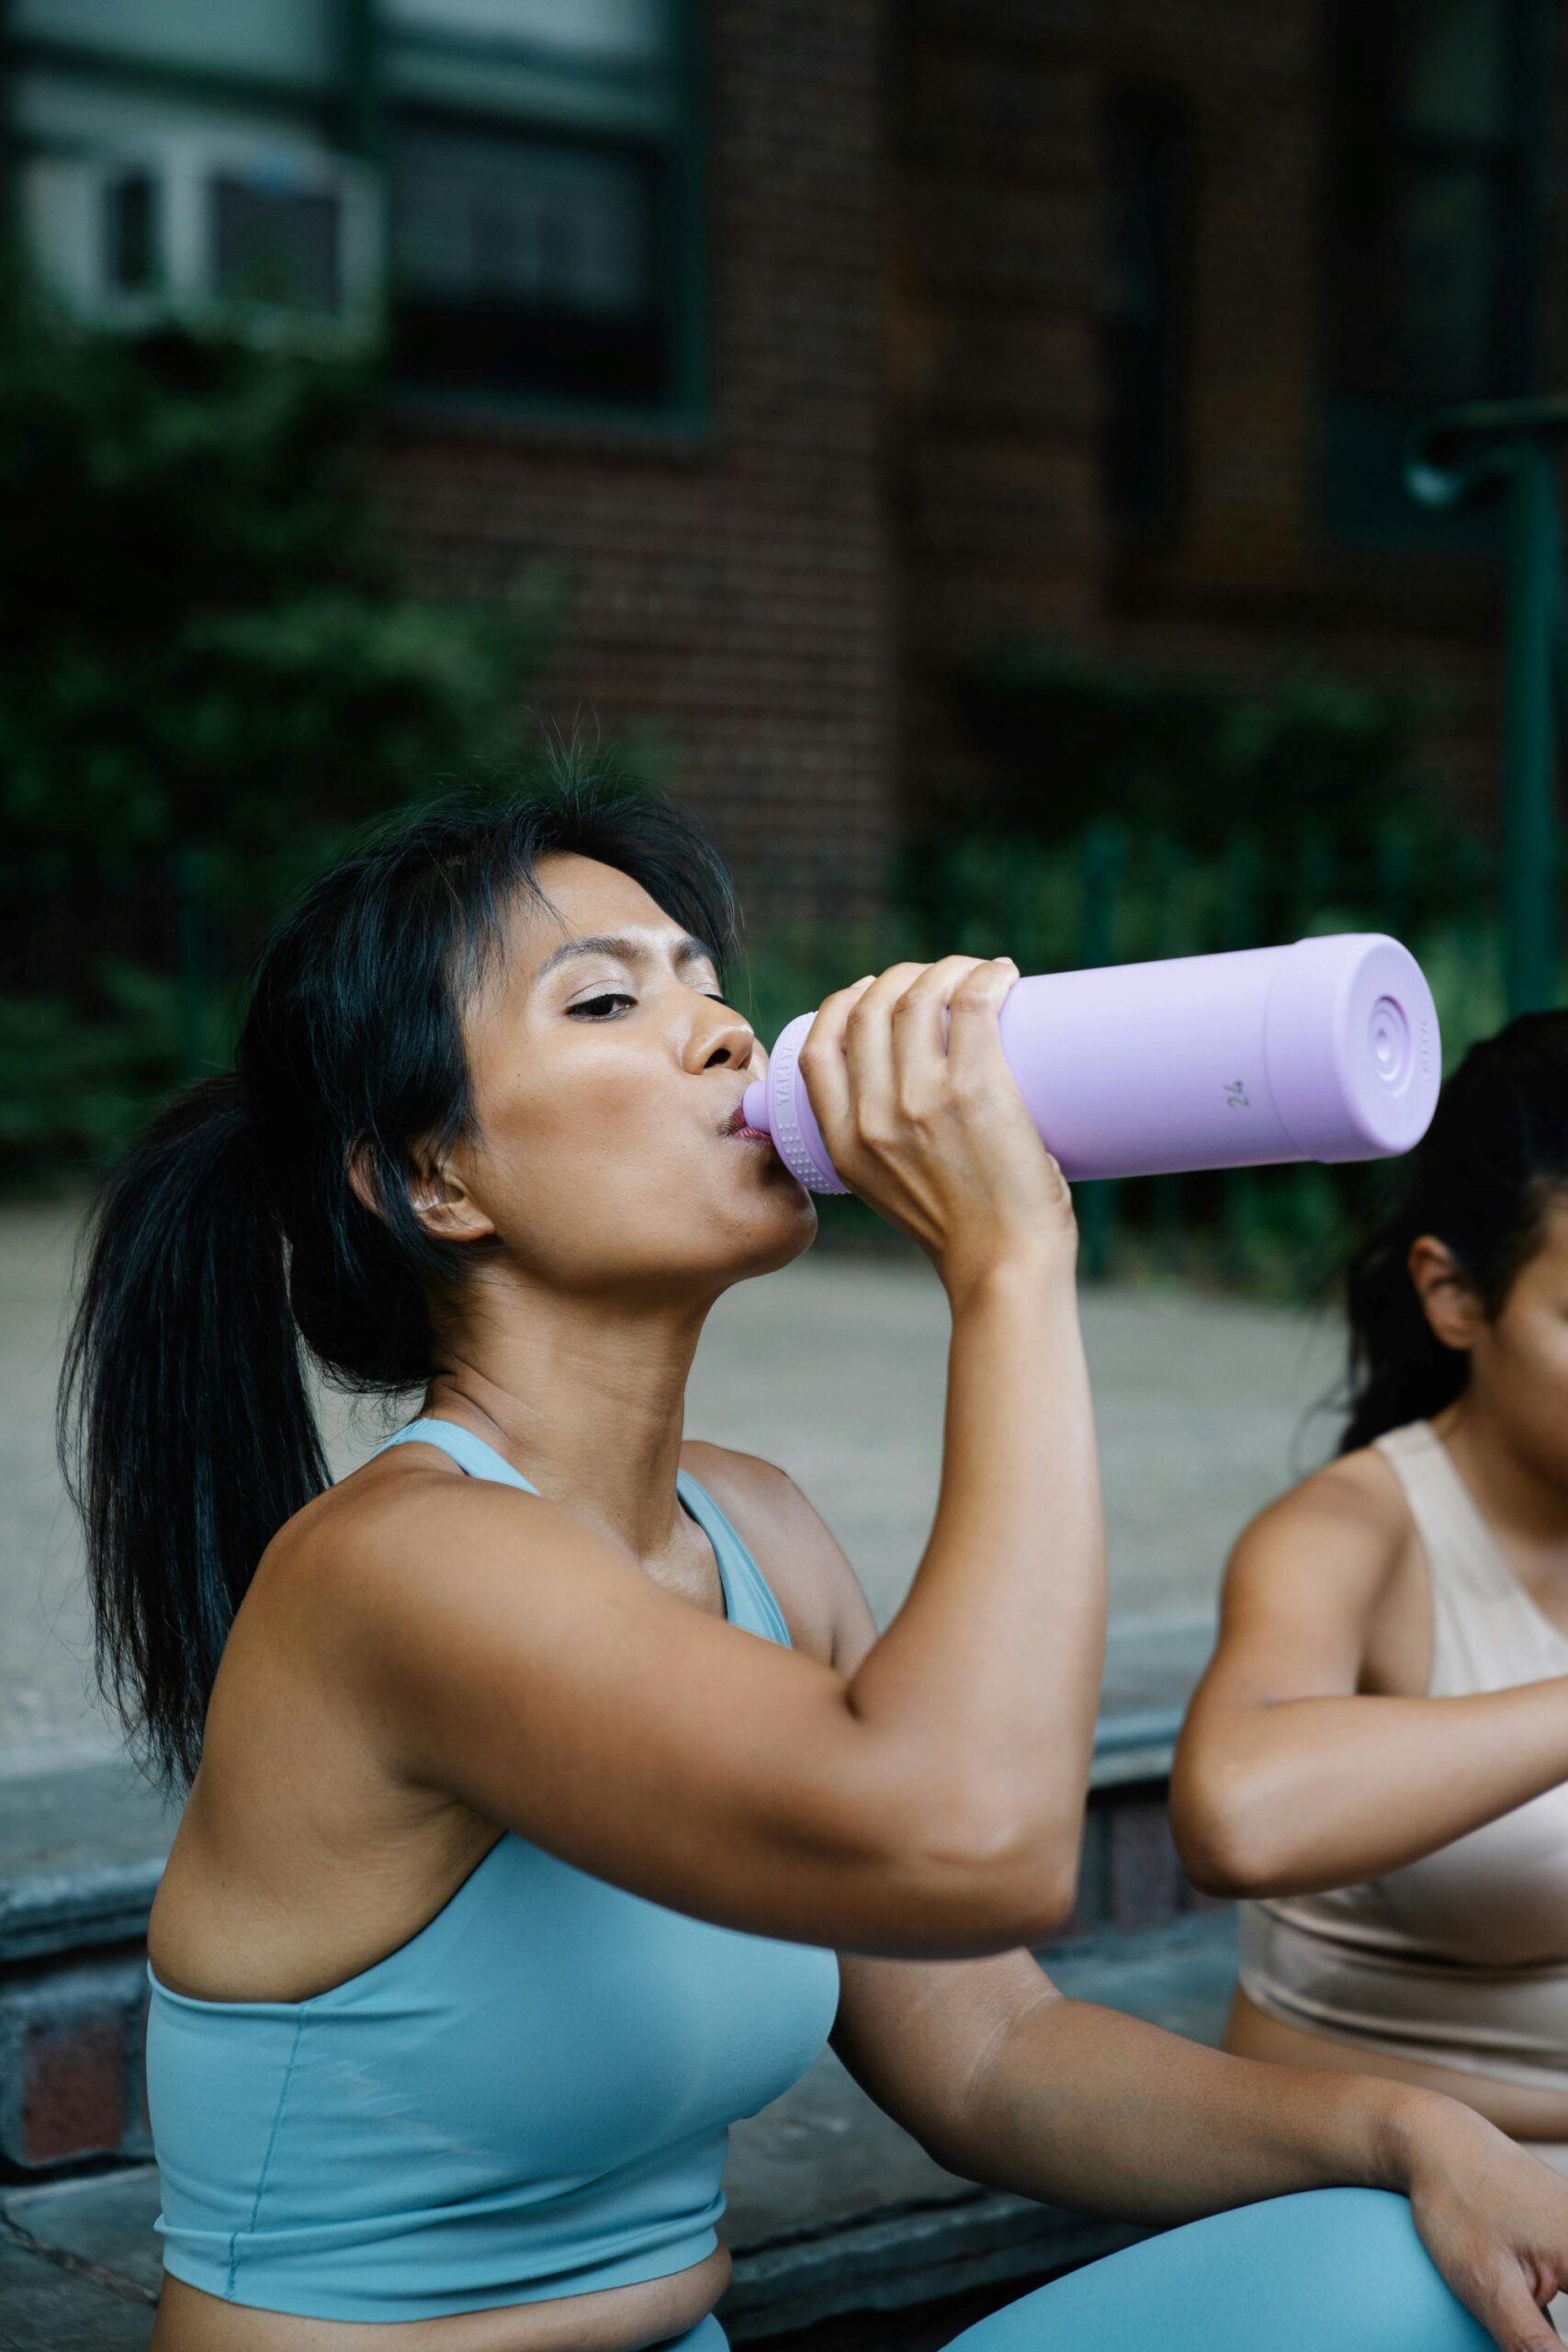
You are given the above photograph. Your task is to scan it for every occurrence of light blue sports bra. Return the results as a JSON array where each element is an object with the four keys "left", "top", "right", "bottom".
[{"left": 147, "top": 1419, "right": 840, "bottom": 2323}]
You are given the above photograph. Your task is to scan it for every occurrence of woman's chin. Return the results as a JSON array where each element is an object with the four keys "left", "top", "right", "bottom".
[{"left": 723, "top": 1193, "right": 818, "bottom": 1283}]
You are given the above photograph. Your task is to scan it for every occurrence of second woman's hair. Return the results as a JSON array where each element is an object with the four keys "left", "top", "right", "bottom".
[
  {"left": 58, "top": 769, "right": 739, "bottom": 1790},
  {"left": 1330, "top": 1009, "right": 1568, "bottom": 1455}
]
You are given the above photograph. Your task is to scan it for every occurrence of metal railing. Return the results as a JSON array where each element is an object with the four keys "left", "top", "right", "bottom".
[{"left": 1407, "top": 395, "right": 1568, "bottom": 1018}]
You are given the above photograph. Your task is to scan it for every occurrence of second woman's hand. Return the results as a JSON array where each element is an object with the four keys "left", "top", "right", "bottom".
[
  {"left": 795, "top": 956, "right": 1077, "bottom": 1295},
  {"left": 1387, "top": 2090, "right": 1568, "bottom": 2350}
]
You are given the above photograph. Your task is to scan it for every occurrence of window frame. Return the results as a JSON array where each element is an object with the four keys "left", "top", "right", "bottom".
[{"left": 1319, "top": 0, "right": 1553, "bottom": 553}]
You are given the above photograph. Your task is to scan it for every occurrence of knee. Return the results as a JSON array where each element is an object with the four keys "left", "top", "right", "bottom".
[{"left": 937, "top": 2188, "right": 1493, "bottom": 2352}]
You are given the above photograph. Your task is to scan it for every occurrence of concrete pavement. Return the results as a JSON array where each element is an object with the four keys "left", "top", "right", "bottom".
[{"left": 2, "top": 1190, "right": 1347, "bottom": 1763}]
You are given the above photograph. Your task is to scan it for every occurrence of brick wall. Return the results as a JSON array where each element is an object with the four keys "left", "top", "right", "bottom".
[
  {"left": 378, "top": 0, "right": 895, "bottom": 924},
  {"left": 1094, "top": 0, "right": 1506, "bottom": 808},
  {"left": 0, "top": 1953, "right": 151, "bottom": 2175},
  {"left": 890, "top": 0, "right": 1107, "bottom": 822},
  {"left": 373, "top": 0, "right": 1564, "bottom": 897},
  {"left": 891, "top": 0, "right": 1568, "bottom": 836}
]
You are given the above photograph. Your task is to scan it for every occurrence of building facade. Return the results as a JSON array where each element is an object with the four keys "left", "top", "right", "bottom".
[{"left": 7, "top": 0, "right": 1562, "bottom": 910}]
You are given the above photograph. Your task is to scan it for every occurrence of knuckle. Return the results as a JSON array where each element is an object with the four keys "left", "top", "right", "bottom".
[{"left": 920, "top": 954, "right": 982, "bottom": 991}]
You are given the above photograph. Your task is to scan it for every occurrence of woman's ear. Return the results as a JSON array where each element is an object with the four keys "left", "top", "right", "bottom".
[
  {"left": 345, "top": 1136, "right": 495, "bottom": 1247},
  {"left": 345, "top": 1136, "right": 385, "bottom": 1225},
  {"left": 1406, "top": 1232, "right": 1483, "bottom": 1353}
]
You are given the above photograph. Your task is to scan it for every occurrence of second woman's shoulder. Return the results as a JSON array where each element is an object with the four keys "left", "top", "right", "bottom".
[
  {"left": 679, "top": 1442, "right": 878, "bottom": 1673},
  {"left": 1255, "top": 1430, "right": 1411, "bottom": 1546},
  {"left": 1217, "top": 1430, "right": 1415, "bottom": 1622}
]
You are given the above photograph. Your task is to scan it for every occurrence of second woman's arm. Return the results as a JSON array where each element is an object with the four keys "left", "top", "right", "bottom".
[{"left": 1170, "top": 1471, "right": 1568, "bottom": 1895}]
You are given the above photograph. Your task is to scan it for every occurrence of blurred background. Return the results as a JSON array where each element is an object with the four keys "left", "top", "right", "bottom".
[{"left": 2, "top": 0, "right": 1565, "bottom": 1750}]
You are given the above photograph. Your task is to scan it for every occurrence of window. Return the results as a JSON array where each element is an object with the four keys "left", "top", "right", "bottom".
[
  {"left": 1324, "top": 0, "right": 1549, "bottom": 547},
  {"left": 105, "top": 171, "right": 158, "bottom": 294},
  {"left": 383, "top": 0, "right": 664, "bottom": 71},
  {"left": 7, "top": 0, "right": 706, "bottom": 423},
  {"left": 391, "top": 126, "right": 666, "bottom": 402},
  {"left": 212, "top": 175, "right": 342, "bottom": 314},
  {"left": 21, "top": 133, "right": 377, "bottom": 340},
  {"left": 381, "top": 0, "right": 705, "bottom": 422},
  {"left": 1101, "top": 82, "right": 1194, "bottom": 538}
]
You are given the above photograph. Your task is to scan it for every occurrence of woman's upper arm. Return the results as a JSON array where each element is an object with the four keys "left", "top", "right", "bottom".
[
  {"left": 1190, "top": 1465, "right": 1405, "bottom": 1707},
  {"left": 1169, "top": 1463, "right": 1406, "bottom": 1824},
  {"left": 680, "top": 1449, "right": 1066, "bottom": 2161},
  {"left": 307, "top": 1464, "right": 1051, "bottom": 1956}
]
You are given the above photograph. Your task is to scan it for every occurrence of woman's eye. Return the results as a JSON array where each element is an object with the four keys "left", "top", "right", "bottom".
[{"left": 570, "top": 991, "right": 636, "bottom": 1019}]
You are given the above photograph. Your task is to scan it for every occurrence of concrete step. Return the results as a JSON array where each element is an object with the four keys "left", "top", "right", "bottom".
[
  {"left": 0, "top": 2235, "right": 156, "bottom": 2352},
  {"left": 0, "top": 1618, "right": 1221, "bottom": 2177},
  {"left": 0, "top": 1911, "right": 1239, "bottom": 2346}
]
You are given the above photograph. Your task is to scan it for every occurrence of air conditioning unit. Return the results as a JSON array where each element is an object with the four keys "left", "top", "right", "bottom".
[{"left": 20, "top": 130, "right": 383, "bottom": 345}]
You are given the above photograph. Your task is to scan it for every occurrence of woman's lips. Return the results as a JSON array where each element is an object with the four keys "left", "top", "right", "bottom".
[{"left": 722, "top": 1102, "right": 773, "bottom": 1145}]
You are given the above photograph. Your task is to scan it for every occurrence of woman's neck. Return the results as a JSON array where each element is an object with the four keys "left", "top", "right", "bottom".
[
  {"left": 422, "top": 1278, "right": 714, "bottom": 1568},
  {"left": 1432, "top": 1395, "right": 1568, "bottom": 1558}
]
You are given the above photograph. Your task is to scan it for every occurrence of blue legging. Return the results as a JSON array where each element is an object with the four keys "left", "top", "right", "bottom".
[{"left": 667, "top": 2188, "right": 1496, "bottom": 2351}]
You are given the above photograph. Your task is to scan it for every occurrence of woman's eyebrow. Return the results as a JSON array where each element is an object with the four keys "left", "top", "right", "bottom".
[{"left": 533, "top": 933, "right": 718, "bottom": 986}]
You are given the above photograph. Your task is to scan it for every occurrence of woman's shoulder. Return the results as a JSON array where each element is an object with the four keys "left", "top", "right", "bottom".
[
  {"left": 679, "top": 1441, "right": 874, "bottom": 1671},
  {"left": 1224, "top": 1429, "right": 1415, "bottom": 1602},
  {"left": 1278, "top": 1429, "right": 1414, "bottom": 1533},
  {"left": 245, "top": 1431, "right": 563, "bottom": 1650}
]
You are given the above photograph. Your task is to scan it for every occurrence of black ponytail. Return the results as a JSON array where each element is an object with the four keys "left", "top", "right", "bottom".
[
  {"left": 1322, "top": 1011, "right": 1568, "bottom": 1456},
  {"left": 58, "top": 766, "right": 739, "bottom": 1789},
  {"left": 58, "top": 1075, "right": 329, "bottom": 1788}
]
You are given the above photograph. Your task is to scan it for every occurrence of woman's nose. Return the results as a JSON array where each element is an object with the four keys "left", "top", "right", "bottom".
[{"left": 694, "top": 1002, "right": 757, "bottom": 1071}]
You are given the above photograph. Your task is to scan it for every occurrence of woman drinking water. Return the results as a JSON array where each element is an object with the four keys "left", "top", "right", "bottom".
[{"left": 61, "top": 775, "right": 1568, "bottom": 2351}]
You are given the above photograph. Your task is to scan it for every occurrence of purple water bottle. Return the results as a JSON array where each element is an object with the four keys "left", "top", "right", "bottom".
[{"left": 739, "top": 933, "right": 1440, "bottom": 1195}]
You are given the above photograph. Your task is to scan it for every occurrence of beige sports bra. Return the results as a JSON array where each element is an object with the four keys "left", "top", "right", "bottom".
[{"left": 1237, "top": 1416, "right": 1568, "bottom": 2094}]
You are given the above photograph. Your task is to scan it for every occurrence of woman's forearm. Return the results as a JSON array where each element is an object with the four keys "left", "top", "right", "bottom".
[
  {"left": 845, "top": 1251, "right": 1106, "bottom": 1868},
  {"left": 1172, "top": 1679, "right": 1568, "bottom": 1896},
  {"left": 931, "top": 1993, "right": 1412, "bottom": 2224}
]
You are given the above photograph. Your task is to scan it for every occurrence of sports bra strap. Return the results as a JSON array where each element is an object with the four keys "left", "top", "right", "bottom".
[
  {"left": 369, "top": 1419, "right": 541, "bottom": 1493},
  {"left": 365, "top": 1418, "right": 794, "bottom": 1649}
]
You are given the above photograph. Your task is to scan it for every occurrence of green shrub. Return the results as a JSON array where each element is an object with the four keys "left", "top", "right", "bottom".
[
  {"left": 947, "top": 639, "right": 1462, "bottom": 871},
  {"left": 0, "top": 266, "right": 557, "bottom": 1186}
]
